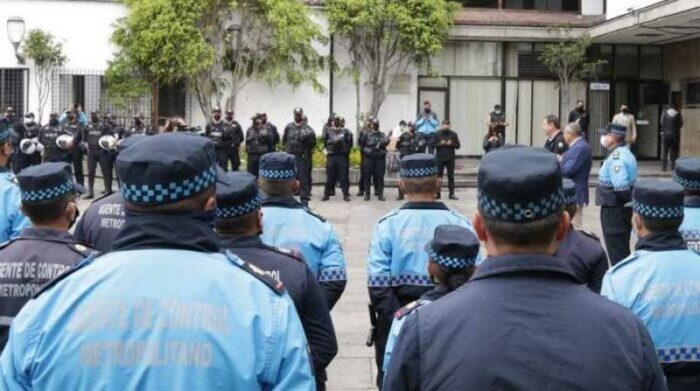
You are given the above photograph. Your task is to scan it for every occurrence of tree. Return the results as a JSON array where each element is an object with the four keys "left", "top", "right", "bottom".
[
  {"left": 540, "top": 28, "right": 606, "bottom": 112},
  {"left": 21, "top": 29, "right": 66, "bottom": 124},
  {"left": 327, "top": 0, "right": 457, "bottom": 118},
  {"left": 107, "top": 0, "right": 216, "bottom": 126},
  {"left": 104, "top": 56, "right": 150, "bottom": 114}
]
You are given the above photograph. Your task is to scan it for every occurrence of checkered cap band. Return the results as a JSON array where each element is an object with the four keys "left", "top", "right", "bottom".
[
  {"left": 657, "top": 346, "right": 700, "bottom": 364},
  {"left": 633, "top": 201, "right": 684, "bottom": 219},
  {"left": 259, "top": 169, "right": 296, "bottom": 180},
  {"left": 21, "top": 181, "right": 73, "bottom": 202},
  {"left": 318, "top": 268, "right": 347, "bottom": 282},
  {"left": 400, "top": 166, "right": 438, "bottom": 178},
  {"left": 674, "top": 171, "right": 700, "bottom": 190},
  {"left": 563, "top": 194, "right": 577, "bottom": 205},
  {"left": 599, "top": 180, "right": 631, "bottom": 192},
  {"left": 122, "top": 165, "right": 217, "bottom": 205},
  {"left": 367, "top": 274, "right": 433, "bottom": 287},
  {"left": 478, "top": 188, "right": 565, "bottom": 222},
  {"left": 216, "top": 195, "right": 261, "bottom": 219},
  {"left": 426, "top": 249, "right": 475, "bottom": 270},
  {"left": 0, "top": 128, "right": 9, "bottom": 142}
]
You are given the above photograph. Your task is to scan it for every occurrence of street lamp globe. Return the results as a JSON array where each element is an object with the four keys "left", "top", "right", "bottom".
[{"left": 7, "top": 16, "right": 26, "bottom": 49}]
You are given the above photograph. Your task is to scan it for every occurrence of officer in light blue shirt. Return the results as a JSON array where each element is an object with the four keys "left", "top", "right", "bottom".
[
  {"left": 367, "top": 153, "right": 476, "bottom": 388},
  {"left": 596, "top": 123, "right": 638, "bottom": 265},
  {"left": 0, "top": 133, "right": 315, "bottom": 390},
  {"left": 673, "top": 157, "right": 700, "bottom": 253},
  {"left": 0, "top": 126, "right": 30, "bottom": 242},
  {"left": 259, "top": 152, "right": 347, "bottom": 310},
  {"left": 382, "top": 225, "right": 479, "bottom": 374},
  {"left": 602, "top": 179, "right": 700, "bottom": 390},
  {"left": 415, "top": 101, "right": 439, "bottom": 154}
]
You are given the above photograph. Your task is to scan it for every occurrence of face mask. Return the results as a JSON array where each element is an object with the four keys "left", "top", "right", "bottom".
[
  {"left": 600, "top": 135, "right": 610, "bottom": 149},
  {"left": 91, "top": 116, "right": 99, "bottom": 123},
  {"left": 23, "top": 118, "right": 33, "bottom": 125},
  {"left": 424, "top": 108, "right": 430, "bottom": 114},
  {"left": 213, "top": 114, "right": 221, "bottom": 121},
  {"left": 621, "top": 108, "right": 628, "bottom": 114},
  {"left": 226, "top": 116, "right": 233, "bottom": 122},
  {"left": 134, "top": 119, "right": 142, "bottom": 126},
  {"left": 49, "top": 118, "right": 59, "bottom": 126},
  {"left": 494, "top": 110, "right": 501, "bottom": 115}
]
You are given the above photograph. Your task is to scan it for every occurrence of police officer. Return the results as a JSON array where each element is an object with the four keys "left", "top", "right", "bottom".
[
  {"left": 359, "top": 119, "right": 389, "bottom": 201},
  {"left": 430, "top": 119, "right": 460, "bottom": 200},
  {"left": 224, "top": 110, "right": 245, "bottom": 171},
  {"left": 0, "top": 162, "right": 91, "bottom": 350},
  {"left": 245, "top": 114, "right": 275, "bottom": 177},
  {"left": 396, "top": 122, "right": 424, "bottom": 201},
  {"left": 61, "top": 111, "right": 85, "bottom": 186},
  {"left": 384, "top": 147, "right": 666, "bottom": 390},
  {"left": 258, "top": 152, "right": 347, "bottom": 309},
  {"left": 260, "top": 112, "right": 279, "bottom": 148},
  {"left": 39, "top": 113, "right": 69, "bottom": 164},
  {"left": 367, "top": 153, "right": 475, "bottom": 387},
  {"left": 543, "top": 114, "right": 568, "bottom": 155},
  {"left": 73, "top": 135, "right": 145, "bottom": 253},
  {"left": 124, "top": 114, "right": 150, "bottom": 138},
  {"left": 9, "top": 111, "right": 29, "bottom": 174},
  {"left": 216, "top": 171, "right": 338, "bottom": 390},
  {"left": 382, "top": 225, "right": 479, "bottom": 373},
  {"left": 602, "top": 179, "right": 700, "bottom": 390},
  {"left": 206, "top": 107, "right": 232, "bottom": 171},
  {"left": 283, "top": 108, "right": 316, "bottom": 206},
  {"left": 556, "top": 179, "right": 608, "bottom": 293},
  {"left": 596, "top": 123, "right": 638, "bottom": 265},
  {"left": 84, "top": 112, "right": 113, "bottom": 199},
  {"left": 0, "top": 127, "right": 31, "bottom": 242},
  {"left": 2, "top": 107, "right": 21, "bottom": 172},
  {"left": 674, "top": 157, "right": 700, "bottom": 252},
  {"left": 0, "top": 133, "right": 315, "bottom": 389},
  {"left": 322, "top": 116, "right": 353, "bottom": 202},
  {"left": 356, "top": 117, "right": 373, "bottom": 197},
  {"left": 15, "top": 113, "right": 42, "bottom": 171},
  {"left": 487, "top": 103, "right": 509, "bottom": 143}
]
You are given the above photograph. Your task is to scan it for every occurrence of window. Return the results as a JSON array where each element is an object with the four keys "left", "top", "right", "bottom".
[
  {"left": 504, "top": 0, "right": 580, "bottom": 11},
  {"left": 614, "top": 45, "right": 638, "bottom": 78},
  {"left": 685, "top": 79, "right": 700, "bottom": 106},
  {"left": 639, "top": 46, "right": 662, "bottom": 80},
  {"left": 587, "top": 45, "right": 613, "bottom": 78},
  {"left": 461, "top": 0, "right": 498, "bottom": 7},
  {"left": 0, "top": 69, "right": 27, "bottom": 114}
]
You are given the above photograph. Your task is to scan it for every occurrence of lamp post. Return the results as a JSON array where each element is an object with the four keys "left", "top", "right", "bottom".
[{"left": 7, "top": 16, "right": 26, "bottom": 64}]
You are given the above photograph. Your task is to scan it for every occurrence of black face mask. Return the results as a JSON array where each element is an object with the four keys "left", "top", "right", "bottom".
[
  {"left": 424, "top": 107, "right": 430, "bottom": 114},
  {"left": 91, "top": 116, "right": 99, "bottom": 123},
  {"left": 261, "top": 118, "right": 267, "bottom": 125},
  {"left": 49, "top": 118, "right": 59, "bottom": 126},
  {"left": 213, "top": 114, "right": 221, "bottom": 121},
  {"left": 68, "top": 116, "right": 76, "bottom": 123},
  {"left": 134, "top": 119, "right": 142, "bottom": 126},
  {"left": 294, "top": 115, "right": 303, "bottom": 123},
  {"left": 226, "top": 116, "right": 233, "bottom": 122}
]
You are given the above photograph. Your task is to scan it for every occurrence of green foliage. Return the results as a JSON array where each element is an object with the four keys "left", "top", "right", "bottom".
[
  {"left": 327, "top": 0, "right": 457, "bottom": 116},
  {"left": 104, "top": 56, "right": 150, "bottom": 111},
  {"left": 311, "top": 136, "right": 362, "bottom": 168},
  {"left": 22, "top": 29, "right": 66, "bottom": 123}
]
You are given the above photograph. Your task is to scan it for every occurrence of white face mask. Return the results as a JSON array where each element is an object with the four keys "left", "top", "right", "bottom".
[
  {"left": 23, "top": 118, "right": 32, "bottom": 125},
  {"left": 600, "top": 135, "right": 610, "bottom": 149},
  {"left": 494, "top": 110, "right": 501, "bottom": 115}
]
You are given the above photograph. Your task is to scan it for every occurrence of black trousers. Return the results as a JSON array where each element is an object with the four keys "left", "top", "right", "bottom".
[
  {"left": 601, "top": 206, "right": 633, "bottom": 266},
  {"left": 70, "top": 149, "right": 84, "bottom": 186},
  {"left": 362, "top": 156, "right": 385, "bottom": 197},
  {"left": 358, "top": 154, "right": 365, "bottom": 194},
  {"left": 215, "top": 148, "right": 229, "bottom": 172},
  {"left": 437, "top": 159, "right": 456, "bottom": 195},
  {"left": 295, "top": 155, "right": 312, "bottom": 201},
  {"left": 662, "top": 136, "right": 680, "bottom": 172},
  {"left": 422, "top": 133, "right": 434, "bottom": 154},
  {"left": 325, "top": 154, "right": 349, "bottom": 196},
  {"left": 87, "top": 152, "right": 115, "bottom": 193},
  {"left": 228, "top": 146, "right": 241, "bottom": 172},
  {"left": 43, "top": 151, "right": 70, "bottom": 164},
  {"left": 247, "top": 153, "right": 262, "bottom": 178}
]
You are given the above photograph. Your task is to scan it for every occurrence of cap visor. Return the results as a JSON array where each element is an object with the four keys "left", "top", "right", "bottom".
[
  {"left": 215, "top": 166, "right": 231, "bottom": 185},
  {"left": 73, "top": 183, "right": 86, "bottom": 194}
]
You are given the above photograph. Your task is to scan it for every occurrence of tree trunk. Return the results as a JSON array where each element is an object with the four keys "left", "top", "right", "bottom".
[
  {"left": 354, "top": 73, "right": 361, "bottom": 132},
  {"left": 150, "top": 83, "right": 159, "bottom": 132}
]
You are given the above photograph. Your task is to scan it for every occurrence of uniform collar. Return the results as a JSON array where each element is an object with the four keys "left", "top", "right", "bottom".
[
  {"left": 421, "top": 284, "right": 450, "bottom": 301},
  {"left": 113, "top": 214, "right": 220, "bottom": 253},
  {"left": 219, "top": 234, "right": 264, "bottom": 248},
  {"left": 400, "top": 201, "right": 449, "bottom": 210},
  {"left": 635, "top": 231, "right": 687, "bottom": 252},
  {"left": 471, "top": 253, "right": 579, "bottom": 283},
  {"left": 548, "top": 130, "right": 562, "bottom": 141},
  {"left": 19, "top": 227, "right": 75, "bottom": 243},
  {"left": 260, "top": 195, "right": 303, "bottom": 209},
  {"left": 685, "top": 195, "right": 700, "bottom": 208}
]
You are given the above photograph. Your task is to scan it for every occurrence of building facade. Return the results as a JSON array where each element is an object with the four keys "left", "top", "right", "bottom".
[{"left": 1, "top": 0, "right": 698, "bottom": 156}]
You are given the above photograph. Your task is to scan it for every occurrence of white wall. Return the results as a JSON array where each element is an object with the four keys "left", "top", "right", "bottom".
[
  {"left": 606, "top": 0, "right": 664, "bottom": 18},
  {"left": 581, "top": 0, "right": 605, "bottom": 16}
]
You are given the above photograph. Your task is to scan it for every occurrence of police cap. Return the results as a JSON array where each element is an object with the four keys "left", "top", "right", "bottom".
[
  {"left": 216, "top": 171, "right": 261, "bottom": 219},
  {"left": 424, "top": 225, "right": 479, "bottom": 270},
  {"left": 599, "top": 123, "right": 627, "bottom": 137},
  {"left": 478, "top": 146, "right": 563, "bottom": 222},
  {"left": 259, "top": 152, "right": 297, "bottom": 180},
  {"left": 632, "top": 179, "right": 684, "bottom": 220},
  {"left": 400, "top": 153, "right": 438, "bottom": 178},
  {"left": 116, "top": 134, "right": 147, "bottom": 153},
  {"left": 17, "top": 162, "right": 85, "bottom": 202},
  {"left": 673, "top": 157, "right": 700, "bottom": 191},
  {"left": 562, "top": 178, "right": 577, "bottom": 206},
  {"left": 116, "top": 133, "right": 218, "bottom": 206}
]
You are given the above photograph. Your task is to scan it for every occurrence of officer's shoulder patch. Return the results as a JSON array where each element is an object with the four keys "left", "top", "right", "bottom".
[
  {"left": 303, "top": 207, "right": 327, "bottom": 222},
  {"left": 268, "top": 245, "right": 305, "bottom": 263},
  {"left": 579, "top": 230, "right": 600, "bottom": 242},
  {"left": 68, "top": 243, "right": 97, "bottom": 258},
  {"left": 395, "top": 300, "right": 425, "bottom": 320},
  {"left": 32, "top": 254, "right": 96, "bottom": 299},
  {"left": 612, "top": 150, "right": 620, "bottom": 159},
  {"left": 225, "top": 250, "right": 285, "bottom": 295}
]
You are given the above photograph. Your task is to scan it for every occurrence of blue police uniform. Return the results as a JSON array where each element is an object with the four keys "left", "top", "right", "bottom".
[
  {"left": 602, "top": 179, "right": 700, "bottom": 390},
  {"left": 73, "top": 135, "right": 145, "bottom": 252},
  {"left": 382, "top": 225, "right": 479, "bottom": 373},
  {"left": 367, "top": 154, "right": 476, "bottom": 387},
  {"left": 0, "top": 127, "right": 31, "bottom": 242},
  {"left": 0, "top": 133, "right": 315, "bottom": 390},
  {"left": 0, "top": 162, "right": 91, "bottom": 350},
  {"left": 596, "top": 124, "right": 638, "bottom": 265},
  {"left": 385, "top": 147, "right": 666, "bottom": 390},
  {"left": 674, "top": 157, "right": 700, "bottom": 252},
  {"left": 216, "top": 171, "right": 338, "bottom": 390},
  {"left": 258, "top": 152, "right": 347, "bottom": 310},
  {"left": 556, "top": 179, "right": 609, "bottom": 292}
]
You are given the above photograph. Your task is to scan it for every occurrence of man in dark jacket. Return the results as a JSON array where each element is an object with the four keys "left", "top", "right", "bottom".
[
  {"left": 660, "top": 103, "right": 684, "bottom": 172},
  {"left": 359, "top": 119, "right": 389, "bottom": 201},
  {"left": 283, "top": 108, "right": 316, "bottom": 206},
  {"left": 568, "top": 99, "right": 590, "bottom": 138},
  {"left": 245, "top": 114, "right": 275, "bottom": 178},
  {"left": 224, "top": 110, "right": 245, "bottom": 171},
  {"left": 205, "top": 107, "right": 233, "bottom": 172},
  {"left": 385, "top": 146, "right": 666, "bottom": 391},
  {"left": 322, "top": 116, "right": 353, "bottom": 202},
  {"left": 543, "top": 114, "right": 568, "bottom": 155},
  {"left": 396, "top": 123, "right": 424, "bottom": 200},
  {"left": 559, "top": 122, "right": 592, "bottom": 228},
  {"left": 430, "top": 120, "right": 460, "bottom": 200}
]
